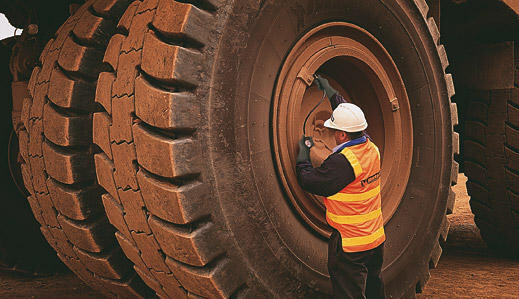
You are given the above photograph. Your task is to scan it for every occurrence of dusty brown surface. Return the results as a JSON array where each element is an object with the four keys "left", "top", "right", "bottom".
[
  {"left": 419, "top": 175, "right": 519, "bottom": 298},
  {"left": 0, "top": 174, "right": 517, "bottom": 298},
  {"left": 0, "top": 270, "right": 100, "bottom": 298}
]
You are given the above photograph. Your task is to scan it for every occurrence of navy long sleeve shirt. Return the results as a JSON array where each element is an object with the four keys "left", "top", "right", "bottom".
[{"left": 296, "top": 93, "right": 356, "bottom": 197}]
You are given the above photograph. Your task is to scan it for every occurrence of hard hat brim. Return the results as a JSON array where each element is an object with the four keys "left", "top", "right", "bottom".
[{"left": 324, "top": 118, "right": 368, "bottom": 132}]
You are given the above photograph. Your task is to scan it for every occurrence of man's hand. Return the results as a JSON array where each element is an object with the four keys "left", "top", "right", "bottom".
[
  {"left": 297, "top": 135, "right": 314, "bottom": 163},
  {"left": 314, "top": 75, "right": 337, "bottom": 100}
]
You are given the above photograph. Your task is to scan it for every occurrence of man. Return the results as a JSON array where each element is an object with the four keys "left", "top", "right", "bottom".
[{"left": 296, "top": 76, "right": 385, "bottom": 299}]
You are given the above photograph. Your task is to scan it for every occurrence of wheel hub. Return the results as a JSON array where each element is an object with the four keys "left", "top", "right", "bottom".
[{"left": 272, "top": 22, "right": 413, "bottom": 237}]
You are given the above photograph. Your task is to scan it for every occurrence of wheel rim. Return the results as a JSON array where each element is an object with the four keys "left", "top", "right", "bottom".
[{"left": 272, "top": 22, "right": 413, "bottom": 237}]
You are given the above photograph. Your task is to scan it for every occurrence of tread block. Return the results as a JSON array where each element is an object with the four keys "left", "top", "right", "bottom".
[
  {"left": 121, "top": 9, "right": 154, "bottom": 53},
  {"left": 104, "top": 34, "right": 125, "bottom": 71},
  {"left": 466, "top": 181, "right": 489, "bottom": 204},
  {"left": 439, "top": 215, "right": 450, "bottom": 243},
  {"left": 48, "top": 67, "right": 96, "bottom": 110},
  {"left": 464, "top": 140, "right": 486, "bottom": 164},
  {"left": 36, "top": 192, "right": 60, "bottom": 228},
  {"left": 135, "top": 76, "right": 199, "bottom": 129},
  {"left": 464, "top": 121, "right": 486, "bottom": 145},
  {"left": 150, "top": 268, "right": 187, "bottom": 298},
  {"left": 57, "top": 214, "right": 115, "bottom": 253},
  {"left": 48, "top": 227, "right": 78, "bottom": 258},
  {"left": 117, "top": 1, "right": 140, "bottom": 32},
  {"left": 137, "top": 0, "right": 159, "bottom": 13},
  {"left": 18, "top": 129, "right": 29, "bottom": 162},
  {"left": 28, "top": 66, "right": 41, "bottom": 97},
  {"left": 43, "top": 103, "right": 93, "bottom": 147},
  {"left": 148, "top": 216, "right": 224, "bottom": 266},
  {"left": 30, "top": 83, "right": 48, "bottom": 119},
  {"left": 165, "top": 257, "right": 241, "bottom": 298},
  {"left": 508, "top": 102, "right": 519, "bottom": 127},
  {"left": 47, "top": 178, "right": 102, "bottom": 221},
  {"left": 96, "top": 72, "right": 115, "bottom": 114},
  {"left": 505, "top": 168, "right": 519, "bottom": 195},
  {"left": 505, "top": 146, "right": 519, "bottom": 171},
  {"left": 28, "top": 156, "right": 49, "bottom": 194},
  {"left": 38, "top": 49, "right": 59, "bottom": 85},
  {"left": 93, "top": 112, "right": 113, "bottom": 159},
  {"left": 134, "top": 266, "right": 165, "bottom": 297},
  {"left": 429, "top": 242, "right": 442, "bottom": 269},
  {"left": 112, "top": 50, "right": 141, "bottom": 97},
  {"left": 413, "top": 0, "right": 429, "bottom": 19},
  {"left": 427, "top": 17, "right": 439, "bottom": 44},
  {"left": 450, "top": 102, "right": 458, "bottom": 128},
  {"left": 21, "top": 97, "right": 32, "bottom": 131},
  {"left": 445, "top": 73, "right": 455, "bottom": 98},
  {"left": 58, "top": 38, "right": 104, "bottom": 76},
  {"left": 28, "top": 119, "right": 44, "bottom": 157},
  {"left": 75, "top": 247, "right": 132, "bottom": 280},
  {"left": 73, "top": 9, "right": 115, "bottom": 47},
  {"left": 133, "top": 124, "right": 201, "bottom": 178},
  {"left": 93, "top": 0, "right": 133, "bottom": 18},
  {"left": 131, "top": 232, "right": 169, "bottom": 272},
  {"left": 95, "top": 153, "right": 119, "bottom": 201},
  {"left": 446, "top": 189, "right": 455, "bottom": 215},
  {"left": 111, "top": 142, "right": 139, "bottom": 190},
  {"left": 464, "top": 161, "right": 486, "bottom": 186},
  {"left": 21, "top": 163, "right": 35, "bottom": 195},
  {"left": 505, "top": 124, "right": 519, "bottom": 151},
  {"left": 141, "top": 32, "right": 202, "bottom": 85},
  {"left": 137, "top": 170, "right": 209, "bottom": 224},
  {"left": 110, "top": 95, "right": 135, "bottom": 142},
  {"left": 116, "top": 232, "right": 148, "bottom": 271},
  {"left": 437, "top": 45, "right": 449, "bottom": 71},
  {"left": 118, "top": 189, "right": 152, "bottom": 234},
  {"left": 152, "top": 0, "right": 211, "bottom": 45},
  {"left": 103, "top": 194, "right": 133, "bottom": 240},
  {"left": 451, "top": 161, "right": 459, "bottom": 185},
  {"left": 42, "top": 141, "right": 95, "bottom": 185}
]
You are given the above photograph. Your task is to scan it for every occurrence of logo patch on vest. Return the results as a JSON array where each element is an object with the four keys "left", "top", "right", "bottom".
[{"left": 361, "top": 171, "right": 380, "bottom": 187}]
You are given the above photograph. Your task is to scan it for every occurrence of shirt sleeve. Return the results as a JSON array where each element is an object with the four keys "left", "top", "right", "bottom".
[
  {"left": 330, "top": 93, "right": 348, "bottom": 110},
  {"left": 296, "top": 153, "right": 356, "bottom": 197}
]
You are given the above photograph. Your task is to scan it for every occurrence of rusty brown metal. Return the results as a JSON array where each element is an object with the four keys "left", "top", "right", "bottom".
[{"left": 272, "top": 22, "right": 413, "bottom": 237}]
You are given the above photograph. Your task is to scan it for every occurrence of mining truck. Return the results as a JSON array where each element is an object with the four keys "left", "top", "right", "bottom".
[{"left": 1, "top": 0, "right": 518, "bottom": 297}]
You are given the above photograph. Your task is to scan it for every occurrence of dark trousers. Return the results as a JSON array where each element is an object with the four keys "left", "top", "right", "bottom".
[{"left": 328, "top": 230, "right": 385, "bottom": 299}]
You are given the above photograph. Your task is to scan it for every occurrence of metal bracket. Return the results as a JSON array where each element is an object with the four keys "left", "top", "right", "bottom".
[
  {"left": 297, "top": 66, "right": 315, "bottom": 87},
  {"left": 390, "top": 97, "right": 400, "bottom": 111}
]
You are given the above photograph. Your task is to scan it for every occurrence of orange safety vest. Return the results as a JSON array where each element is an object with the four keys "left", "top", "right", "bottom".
[{"left": 325, "top": 138, "right": 384, "bottom": 252}]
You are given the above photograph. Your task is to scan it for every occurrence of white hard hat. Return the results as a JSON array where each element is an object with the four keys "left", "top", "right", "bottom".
[{"left": 324, "top": 103, "right": 368, "bottom": 132}]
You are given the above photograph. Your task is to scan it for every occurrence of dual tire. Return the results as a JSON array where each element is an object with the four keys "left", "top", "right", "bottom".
[{"left": 21, "top": 0, "right": 458, "bottom": 297}]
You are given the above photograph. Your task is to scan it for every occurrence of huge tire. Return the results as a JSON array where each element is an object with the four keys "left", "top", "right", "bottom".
[
  {"left": 18, "top": 0, "right": 151, "bottom": 296},
  {"left": 95, "top": 0, "right": 457, "bottom": 297},
  {"left": 1, "top": 37, "right": 60, "bottom": 275},
  {"left": 463, "top": 43, "right": 519, "bottom": 256}
]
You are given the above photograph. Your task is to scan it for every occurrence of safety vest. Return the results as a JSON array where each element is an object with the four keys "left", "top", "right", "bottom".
[{"left": 325, "top": 137, "right": 384, "bottom": 252}]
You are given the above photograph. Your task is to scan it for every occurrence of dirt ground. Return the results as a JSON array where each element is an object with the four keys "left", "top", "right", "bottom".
[{"left": 0, "top": 174, "right": 517, "bottom": 298}]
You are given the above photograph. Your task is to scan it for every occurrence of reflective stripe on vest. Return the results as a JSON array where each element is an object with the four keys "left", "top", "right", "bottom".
[{"left": 325, "top": 139, "right": 385, "bottom": 252}]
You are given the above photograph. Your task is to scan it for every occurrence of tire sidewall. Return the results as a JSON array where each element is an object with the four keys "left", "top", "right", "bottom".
[{"left": 207, "top": 0, "right": 452, "bottom": 296}]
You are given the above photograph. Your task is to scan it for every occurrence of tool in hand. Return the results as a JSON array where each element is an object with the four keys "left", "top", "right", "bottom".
[{"left": 302, "top": 74, "right": 327, "bottom": 148}]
